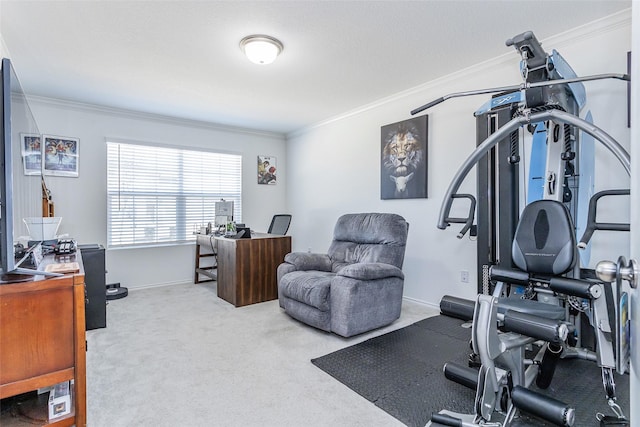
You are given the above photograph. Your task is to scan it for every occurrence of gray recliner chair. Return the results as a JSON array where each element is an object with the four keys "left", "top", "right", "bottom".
[{"left": 277, "top": 213, "right": 409, "bottom": 337}]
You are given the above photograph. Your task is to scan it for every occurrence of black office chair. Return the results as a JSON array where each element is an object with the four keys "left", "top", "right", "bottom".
[{"left": 268, "top": 214, "right": 292, "bottom": 235}]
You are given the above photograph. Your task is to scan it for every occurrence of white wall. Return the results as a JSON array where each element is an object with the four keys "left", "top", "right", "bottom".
[
  {"left": 286, "top": 12, "right": 632, "bottom": 307},
  {"left": 0, "top": 35, "right": 6, "bottom": 59},
  {"left": 29, "top": 98, "right": 287, "bottom": 288},
  {"left": 0, "top": 2, "right": 5, "bottom": 58}
]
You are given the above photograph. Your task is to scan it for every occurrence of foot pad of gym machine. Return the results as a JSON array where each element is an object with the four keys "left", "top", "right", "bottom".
[
  {"left": 443, "top": 362, "right": 479, "bottom": 390},
  {"left": 511, "top": 385, "right": 575, "bottom": 426},
  {"left": 426, "top": 410, "right": 477, "bottom": 427}
]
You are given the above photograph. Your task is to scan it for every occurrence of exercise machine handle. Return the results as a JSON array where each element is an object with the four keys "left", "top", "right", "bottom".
[
  {"left": 438, "top": 110, "right": 630, "bottom": 231},
  {"left": 443, "top": 194, "right": 476, "bottom": 238},
  {"left": 577, "top": 189, "right": 630, "bottom": 249}
]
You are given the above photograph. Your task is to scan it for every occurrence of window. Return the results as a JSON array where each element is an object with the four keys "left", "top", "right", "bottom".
[{"left": 107, "top": 141, "right": 242, "bottom": 248}]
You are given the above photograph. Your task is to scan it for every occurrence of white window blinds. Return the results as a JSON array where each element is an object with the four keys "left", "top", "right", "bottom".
[{"left": 107, "top": 141, "right": 242, "bottom": 248}]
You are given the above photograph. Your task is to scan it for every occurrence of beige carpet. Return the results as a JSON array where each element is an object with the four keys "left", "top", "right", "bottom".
[{"left": 86, "top": 281, "right": 437, "bottom": 426}]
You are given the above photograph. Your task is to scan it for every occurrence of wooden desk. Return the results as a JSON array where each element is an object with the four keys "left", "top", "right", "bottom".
[
  {"left": 0, "top": 254, "right": 86, "bottom": 426},
  {"left": 215, "top": 233, "right": 291, "bottom": 307}
]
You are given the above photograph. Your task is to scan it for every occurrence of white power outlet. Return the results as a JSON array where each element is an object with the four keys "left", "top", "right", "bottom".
[{"left": 460, "top": 270, "right": 470, "bottom": 283}]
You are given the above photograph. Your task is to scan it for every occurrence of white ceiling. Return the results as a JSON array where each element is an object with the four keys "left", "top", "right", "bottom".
[{"left": 0, "top": 0, "right": 631, "bottom": 135}]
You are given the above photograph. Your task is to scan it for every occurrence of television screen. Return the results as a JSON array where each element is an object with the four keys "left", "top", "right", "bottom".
[{"left": 1, "top": 58, "right": 45, "bottom": 279}]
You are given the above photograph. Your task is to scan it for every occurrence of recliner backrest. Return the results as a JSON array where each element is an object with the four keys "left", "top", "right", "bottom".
[
  {"left": 327, "top": 213, "right": 408, "bottom": 272},
  {"left": 512, "top": 200, "right": 576, "bottom": 275}
]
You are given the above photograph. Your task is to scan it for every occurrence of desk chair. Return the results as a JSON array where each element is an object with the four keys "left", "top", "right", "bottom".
[{"left": 268, "top": 214, "right": 292, "bottom": 235}]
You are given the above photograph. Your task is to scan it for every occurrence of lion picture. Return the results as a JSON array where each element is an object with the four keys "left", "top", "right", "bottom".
[{"left": 380, "top": 115, "right": 428, "bottom": 199}]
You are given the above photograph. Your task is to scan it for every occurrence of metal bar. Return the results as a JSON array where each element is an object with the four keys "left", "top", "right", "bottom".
[
  {"left": 411, "top": 73, "right": 630, "bottom": 115},
  {"left": 438, "top": 110, "right": 630, "bottom": 230}
]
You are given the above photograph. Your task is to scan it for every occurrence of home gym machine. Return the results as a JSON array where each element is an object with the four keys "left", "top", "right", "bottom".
[
  {"left": 412, "top": 31, "right": 629, "bottom": 295},
  {"left": 410, "top": 31, "right": 632, "bottom": 426}
]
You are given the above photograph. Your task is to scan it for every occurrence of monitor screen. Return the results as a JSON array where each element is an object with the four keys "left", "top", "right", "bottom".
[
  {"left": 214, "top": 200, "right": 234, "bottom": 227},
  {"left": 215, "top": 200, "right": 233, "bottom": 216}
]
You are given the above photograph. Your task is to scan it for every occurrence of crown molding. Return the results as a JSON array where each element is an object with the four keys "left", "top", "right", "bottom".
[
  {"left": 26, "top": 94, "right": 286, "bottom": 140},
  {"left": 544, "top": 8, "right": 631, "bottom": 47}
]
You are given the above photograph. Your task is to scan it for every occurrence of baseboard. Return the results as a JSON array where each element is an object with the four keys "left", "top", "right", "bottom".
[
  {"left": 402, "top": 295, "right": 439, "bottom": 310},
  {"left": 126, "top": 280, "right": 195, "bottom": 291}
]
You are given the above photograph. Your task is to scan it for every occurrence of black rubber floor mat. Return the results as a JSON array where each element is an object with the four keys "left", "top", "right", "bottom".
[{"left": 311, "top": 315, "right": 630, "bottom": 427}]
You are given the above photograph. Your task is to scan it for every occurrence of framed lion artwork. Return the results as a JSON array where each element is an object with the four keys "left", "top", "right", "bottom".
[{"left": 380, "top": 115, "right": 428, "bottom": 199}]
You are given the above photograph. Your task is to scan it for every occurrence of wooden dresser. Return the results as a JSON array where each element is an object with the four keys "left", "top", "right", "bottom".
[{"left": 0, "top": 255, "right": 86, "bottom": 426}]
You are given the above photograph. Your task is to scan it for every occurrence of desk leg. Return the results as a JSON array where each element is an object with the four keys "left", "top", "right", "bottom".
[
  {"left": 194, "top": 243, "right": 201, "bottom": 284},
  {"left": 194, "top": 241, "right": 217, "bottom": 284}
]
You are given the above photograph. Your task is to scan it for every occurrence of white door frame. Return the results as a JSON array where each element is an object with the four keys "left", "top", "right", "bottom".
[{"left": 629, "top": 4, "right": 638, "bottom": 426}]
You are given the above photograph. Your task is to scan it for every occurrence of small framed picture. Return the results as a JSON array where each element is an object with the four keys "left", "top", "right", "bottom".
[
  {"left": 43, "top": 135, "right": 79, "bottom": 177},
  {"left": 258, "top": 155, "right": 277, "bottom": 185},
  {"left": 21, "top": 133, "right": 42, "bottom": 175}
]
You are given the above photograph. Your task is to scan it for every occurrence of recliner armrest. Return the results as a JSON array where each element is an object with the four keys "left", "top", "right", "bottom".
[
  {"left": 337, "top": 262, "right": 404, "bottom": 281},
  {"left": 283, "top": 252, "right": 332, "bottom": 271}
]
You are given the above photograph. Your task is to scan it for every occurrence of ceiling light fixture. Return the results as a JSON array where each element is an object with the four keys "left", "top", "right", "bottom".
[{"left": 240, "top": 35, "right": 283, "bottom": 65}]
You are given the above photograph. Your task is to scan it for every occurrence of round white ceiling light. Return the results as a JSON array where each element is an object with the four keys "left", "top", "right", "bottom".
[{"left": 240, "top": 35, "right": 283, "bottom": 65}]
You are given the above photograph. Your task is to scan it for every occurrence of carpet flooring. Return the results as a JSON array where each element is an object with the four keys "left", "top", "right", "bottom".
[
  {"left": 311, "top": 315, "right": 630, "bottom": 427},
  {"left": 81, "top": 282, "right": 436, "bottom": 426}
]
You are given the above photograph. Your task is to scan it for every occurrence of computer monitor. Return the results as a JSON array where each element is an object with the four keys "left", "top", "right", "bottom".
[{"left": 214, "top": 200, "right": 234, "bottom": 227}]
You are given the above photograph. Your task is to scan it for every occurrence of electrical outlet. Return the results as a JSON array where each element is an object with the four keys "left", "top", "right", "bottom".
[{"left": 460, "top": 270, "right": 469, "bottom": 283}]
